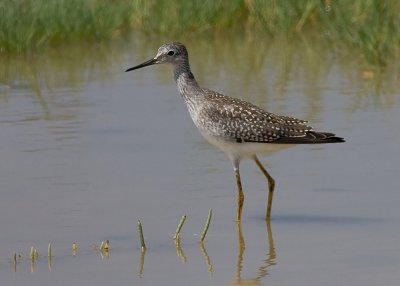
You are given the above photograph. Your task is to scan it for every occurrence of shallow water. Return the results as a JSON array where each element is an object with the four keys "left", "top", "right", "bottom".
[{"left": 0, "top": 36, "right": 399, "bottom": 285}]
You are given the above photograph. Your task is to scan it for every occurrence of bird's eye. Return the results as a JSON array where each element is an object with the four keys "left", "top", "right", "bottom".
[{"left": 168, "top": 51, "right": 175, "bottom": 56}]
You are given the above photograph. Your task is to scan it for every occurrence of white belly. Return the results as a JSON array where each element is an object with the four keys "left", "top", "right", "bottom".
[{"left": 200, "top": 132, "right": 295, "bottom": 162}]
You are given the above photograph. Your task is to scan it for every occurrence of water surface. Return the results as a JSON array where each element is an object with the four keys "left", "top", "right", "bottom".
[{"left": 0, "top": 36, "right": 399, "bottom": 285}]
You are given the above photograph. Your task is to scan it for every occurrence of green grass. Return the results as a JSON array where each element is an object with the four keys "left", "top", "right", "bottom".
[
  {"left": 134, "top": 0, "right": 400, "bottom": 66},
  {"left": 0, "top": 0, "right": 134, "bottom": 52},
  {"left": 1, "top": 0, "right": 399, "bottom": 66}
]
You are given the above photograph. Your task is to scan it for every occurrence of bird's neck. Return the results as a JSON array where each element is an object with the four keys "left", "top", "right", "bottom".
[{"left": 173, "top": 61, "right": 201, "bottom": 97}]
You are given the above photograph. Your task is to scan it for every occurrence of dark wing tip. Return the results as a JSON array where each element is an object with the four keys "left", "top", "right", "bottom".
[
  {"left": 323, "top": 136, "right": 345, "bottom": 143},
  {"left": 273, "top": 131, "right": 345, "bottom": 144}
]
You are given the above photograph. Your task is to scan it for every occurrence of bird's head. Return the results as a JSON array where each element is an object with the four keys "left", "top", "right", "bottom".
[{"left": 125, "top": 42, "right": 188, "bottom": 72}]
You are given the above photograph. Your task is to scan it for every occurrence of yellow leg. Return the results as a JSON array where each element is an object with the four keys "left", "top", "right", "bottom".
[
  {"left": 235, "top": 221, "right": 245, "bottom": 282},
  {"left": 235, "top": 167, "right": 244, "bottom": 222},
  {"left": 254, "top": 156, "right": 275, "bottom": 220}
]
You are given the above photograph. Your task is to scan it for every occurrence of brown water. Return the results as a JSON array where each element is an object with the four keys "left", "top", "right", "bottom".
[{"left": 1, "top": 36, "right": 399, "bottom": 285}]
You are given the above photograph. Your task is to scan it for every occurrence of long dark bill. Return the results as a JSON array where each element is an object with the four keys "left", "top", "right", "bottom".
[{"left": 125, "top": 58, "right": 157, "bottom": 72}]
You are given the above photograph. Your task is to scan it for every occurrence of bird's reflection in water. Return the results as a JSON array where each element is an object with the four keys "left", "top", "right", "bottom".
[
  {"left": 226, "top": 221, "right": 276, "bottom": 286},
  {"left": 137, "top": 221, "right": 275, "bottom": 283}
]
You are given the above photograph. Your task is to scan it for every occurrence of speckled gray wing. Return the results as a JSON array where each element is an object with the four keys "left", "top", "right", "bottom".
[{"left": 199, "top": 90, "right": 344, "bottom": 144}]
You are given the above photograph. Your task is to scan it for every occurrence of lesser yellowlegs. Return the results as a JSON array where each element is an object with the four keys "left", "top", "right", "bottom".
[{"left": 126, "top": 42, "right": 344, "bottom": 221}]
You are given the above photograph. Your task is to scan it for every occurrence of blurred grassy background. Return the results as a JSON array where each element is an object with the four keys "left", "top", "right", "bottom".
[{"left": 0, "top": 0, "right": 399, "bottom": 66}]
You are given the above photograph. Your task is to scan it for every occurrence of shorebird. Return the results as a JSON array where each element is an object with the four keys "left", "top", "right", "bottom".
[{"left": 126, "top": 42, "right": 344, "bottom": 221}]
